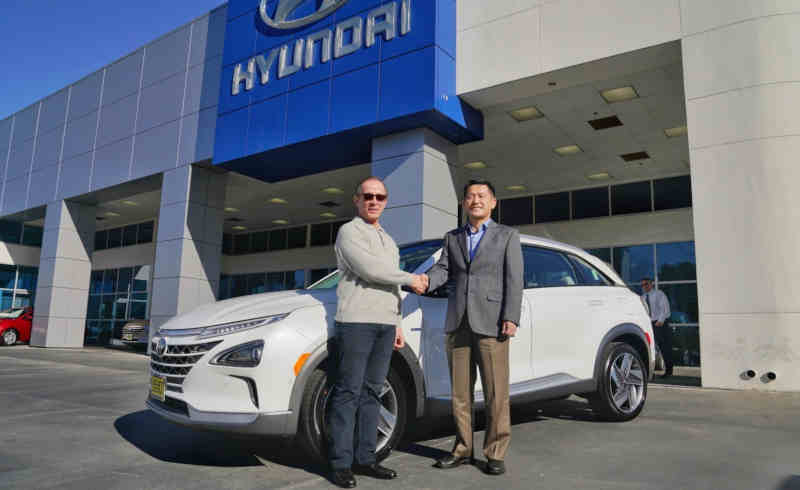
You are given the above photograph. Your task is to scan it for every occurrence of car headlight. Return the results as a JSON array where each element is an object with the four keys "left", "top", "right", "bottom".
[
  {"left": 197, "top": 313, "right": 289, "bottom": 339},
  {"left": 211, "top": 340, "right": 264, "bottom": 367}
]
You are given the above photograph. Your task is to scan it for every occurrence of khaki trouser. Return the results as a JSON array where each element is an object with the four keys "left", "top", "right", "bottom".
[{"left": 446, "top": 321, "right": 511, "bottom": 461}]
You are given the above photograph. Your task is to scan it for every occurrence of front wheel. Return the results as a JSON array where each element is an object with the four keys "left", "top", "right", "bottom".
[
  {"left": 1, "top": 329, "right": 18, "bottom": 346},
  {"left": 296, "top": 364, "right": 408, "bottom": 465},
  {"left": 589, "top": 342, "right": 648, "bottom": 421}
]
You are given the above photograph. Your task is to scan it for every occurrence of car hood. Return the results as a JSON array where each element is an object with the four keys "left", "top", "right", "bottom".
[{"left": 160, "top": 289, "right": 338, "bottom": 330}]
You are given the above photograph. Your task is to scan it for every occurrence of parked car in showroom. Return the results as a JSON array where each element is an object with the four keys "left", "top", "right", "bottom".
[
  {"left": 146, "top": 235, "right": 654, "bottom": 462},
  {"left": 0, "top": 306, "right": 33, "bottom": 346}
]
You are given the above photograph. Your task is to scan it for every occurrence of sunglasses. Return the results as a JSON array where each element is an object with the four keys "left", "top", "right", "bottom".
[{"left": 360, "top": 193, "right": 388, "bottom": 202}]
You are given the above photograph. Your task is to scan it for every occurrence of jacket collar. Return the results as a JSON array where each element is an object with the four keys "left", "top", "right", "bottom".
[{"left": 458, "top": 219, "right": 496, "bottom": 262}]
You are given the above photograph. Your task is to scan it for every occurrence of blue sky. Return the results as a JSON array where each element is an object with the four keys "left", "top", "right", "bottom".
[{"left": 0, "top": 0, "right": 225, "bottom": 119}]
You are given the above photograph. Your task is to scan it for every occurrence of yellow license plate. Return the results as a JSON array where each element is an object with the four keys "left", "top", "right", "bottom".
[
  {"left": 122, "top": 334, "right": 134, "bottom": 341},
  {"left": 150, "top": 375, "right": 166, "bottom": 402}
]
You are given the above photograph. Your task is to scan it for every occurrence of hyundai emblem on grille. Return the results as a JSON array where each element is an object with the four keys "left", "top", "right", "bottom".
[{"left": 155, "top": 337, "right": 167, "bottom": 356}]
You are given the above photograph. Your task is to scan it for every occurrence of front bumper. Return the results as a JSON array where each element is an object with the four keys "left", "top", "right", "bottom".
[{"left": 146, "top": 396, "right": 293, "bottom": 436}]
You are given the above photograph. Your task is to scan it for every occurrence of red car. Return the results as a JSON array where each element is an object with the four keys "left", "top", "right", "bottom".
[{"left": 0, "top": 307, "right": 33, "bottom": 346}]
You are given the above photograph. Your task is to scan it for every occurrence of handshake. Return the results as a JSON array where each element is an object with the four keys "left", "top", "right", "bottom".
[{"left": 409, "top": 273, "right": 429, "bottom": 295}]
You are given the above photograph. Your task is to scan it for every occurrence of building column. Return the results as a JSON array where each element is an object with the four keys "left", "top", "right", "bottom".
[
  {"left": 682, "top": 4, "right": 800, "bottom": 390},
  {"left": 371, "top": 129, "right": 460, "bottom": 245},
  {"left": 30, "top": 201, "right": 95, "bottom": 348},
  {"left": 149, "top": 165, "right": 225, "bottom": 335}
]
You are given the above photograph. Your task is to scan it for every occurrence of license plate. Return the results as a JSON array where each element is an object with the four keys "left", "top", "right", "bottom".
[
  {"left": 122, "top": 333, "right": 134, "bottom": 341},
  {"left": 150, "top": 375, "right": 166, "bottom": 402}
]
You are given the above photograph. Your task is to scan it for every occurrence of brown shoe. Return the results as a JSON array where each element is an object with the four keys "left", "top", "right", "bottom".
[{"left": 433, "top": 454, "right": 473, "bottom": 469}]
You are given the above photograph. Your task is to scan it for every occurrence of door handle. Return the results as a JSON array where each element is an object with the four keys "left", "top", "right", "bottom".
[{"left": 587, "top": 300, "right": 604, "bottom": 307}]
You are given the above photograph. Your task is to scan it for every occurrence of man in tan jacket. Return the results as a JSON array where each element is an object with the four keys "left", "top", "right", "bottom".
[{"left": 327, "top": 176, "right": 427, "bottom": 488}]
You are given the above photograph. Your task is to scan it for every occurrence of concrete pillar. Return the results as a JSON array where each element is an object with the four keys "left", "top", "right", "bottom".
[
  {"left": 371, "top": 129, "right": 460, "bottom": 245},
  {"left": 149, "top": 165, "right": 225, "bottom": 334},
  {"left": 30, "top": 201, "right": 95, "bottom": 347},
  {"left": 681, "top": 4, "right": 800, "bottom": 391}
]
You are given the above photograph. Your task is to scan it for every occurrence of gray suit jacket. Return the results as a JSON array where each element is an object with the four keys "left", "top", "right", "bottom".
[{"left": 426, "top": 221, "right": 524, "bottom": 337}]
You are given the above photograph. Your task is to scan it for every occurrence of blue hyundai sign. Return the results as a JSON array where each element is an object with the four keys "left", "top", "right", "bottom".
[{"left": 213, "top": 0, "right": 482, "bottom": 182}]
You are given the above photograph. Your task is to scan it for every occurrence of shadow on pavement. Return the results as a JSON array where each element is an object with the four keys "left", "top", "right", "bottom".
[{"left": 776, "top": 476, "right": 800, "bottom": 490}]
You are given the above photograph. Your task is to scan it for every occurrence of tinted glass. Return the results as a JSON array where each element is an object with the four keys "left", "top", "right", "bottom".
[
  {"left": 95, "top": 230, "right": 108, "bottom": 251},
  {"left": 100, "top": 295, "right": 114, "bottom": 319},
  {"left": 521, "top": 246, "right": 578, "bottom": 288},
  {"left": 612, "top": 181, "right": 652, "bottom": 215},
  {"left": 287, "top": 226, "right": 306, "bottom": 249},
  {"left": 572, "top": 187, "right": 609, "bottom": 219},
  {"left": 90, "top": 270, "right": 104, "bottom": 294},
  {"left": 107, "top": 228, "right": 122, "bottom": 248},
  {"left": 0, "top": 291, "right": 12, "bottom": 310},
  {"left": 309, "top": 268, "right": 334, "bottom": 286},
  {"left": 231, "top": 275, "right": 247, "bottom": 297},
  {"left": 251, "top": 231, "right": 268, "bottom": 253},
  {"left": 102, "top": 269, "right": 117, "bottom": 294},
  {"left": 138, "top": 221, "right": 154, "bottom": 244},
  {"left": 87, "top": 295, "right": 101, "bottom": 319},
  {"left": 218, "top": 275, "right": 231, "bottom": 300},
  {"left": 0, "top": 265, "right": 15, "bottom": 289},
  {"left": 569, "top": 255, "right": 611, "bottom": 285},
  {"left": 332, "top": 221, "right": 347, "bottom": 243},
  {"left": 586, "top": 247, "right": 611, "bottom": 264},
  {"left": 287, "top": 269, "right": 305, "bottom": 289},
  {"left": 233, "top": 233, "right": 251, "bottom": 255},
  {"left": 132, "top": 265, "right": 150, "bottom": 292},
  {"left": 672, "top": 326, "right": 700, "bottom": 367},
  {"left": 499, "top": 196, "right": 533, "bottom": 226},
  {"left": 117, "top": 267, "right": 132, "bottom": 293},
  {"left": 269, "top": 229, "right": 287, "bottom": 251},
  {"left": 0, "top": 220, "right": 22, "bottom": 243},
  {"left": 657, "top": 241, "right": 696, "bottom": 281},
  {"left": 113, "top": 294, "right": 127, "bottom": 319},
  {"left": 246, "top": 273, "right": 266, "bottom": 294},
  {"left": 22, "top": 225, "right": 43, "bottom": 247},
  {"left": 16, "top": 266, "right": 38, "bottom": 291},
  {"left": 491, "top": 206, "right": 499, "bottom": 222},
  {"left": 660, "top": 283, "right": 699, "bottom": 324},
  {"left": 535, "top": 192, "right": 570, "bottom": 223},
  {"left": 266, "top": 272, "right": 285, "bottom": 291},
  {"left": 310, "top": 223, "right": 332, "bottom": 247},
  {"left": 129, "top": 299, "right": 147, "bottom": 320},
  {"left": 222, "top": 233, "right": 233, "bottom": 255},
  {"left": 654, "top": 175, "right": 692, "bottom": 210},
  {"left": 122, "top": 225, "right": 138, "bottom": 246},
  {"left": 613, "top": 245, "right": 653, "bottom": 284}
]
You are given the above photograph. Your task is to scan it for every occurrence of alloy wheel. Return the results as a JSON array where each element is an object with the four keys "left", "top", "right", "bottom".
[
  {"left": 608, "top": 351, "right": 645, "bottom": 414},
  {"left": 2, "top": 330, "right": 17, "bottom": 346}
]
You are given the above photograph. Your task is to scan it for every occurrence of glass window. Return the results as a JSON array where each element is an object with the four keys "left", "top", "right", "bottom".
[
  {"left": 100, "top": 295, "right": 114, "bottom": 319},
  {"left": 84, "top": 320, "right": 100, "bottom": 345},
  {"left": 0, "top": 220, "right": 22, "bottom": 243},
  {"left": 102, "top": 269, "right": 117, "bottom": 294},
  {"left": 117, "top": 267, "right": 132, "bottom": 294},
  {"left": 659, "top": 283, "right": 699, "bottom": 324},
  {"left": 612, "top": 181, "right": 652, "bottom": 215},
  {"left": 22, "top": 225, "right": 43, "bottom": 247},
  {"left": 16, "top": 266, "right": 38, "bottom": 291},
  {"left": 231, "top": 275, "right": 247, "bottom": 298},
  {"left": 309, "top": 268, "right": 333, "bottom": 286},
  {"left": 137, "top": 221, "right": 154, "bottom": 244},
  {"left": 521, "top": 246, "right": 578, "bottom": 288},
  {"left": 222, "top": 233, "right": 233, "bottom": 255},
  {"left": 269, "top": 229, "right": 287, "bottom": 251},
  {"left": 586, "top": 248, "right": 612, "bottom": 264},
  {"left": 246, "top": 273, "right": 266, "bottom": 294},
  {"left": 90, "top": 270, "right": 104, "bottom": 294},
  {"left": 107, "top": 228, "right": 122, "bottom": 248},
  {"left": 569, "top": 255, "right": 611, "bottom": 286},
  {"left": 287, "top": 226, "right": 306, "bottom": 249},
  {"left": 113, "top": 294, "right": 128, "bottom": 319},
  {"left": 233, "top": 233, "right": 251, "bottom": 255},
  {"left": 87, "top": 294, "right": 101, "bottom": 319},
  {"left": 122, "top": 225, "right": 138, "bottom": 247},
  {"left": 0, "top": 291, "right": 13, "bottom": 310},
  {"left": 94, "top": 230, "right": 108, "bottom": 251},
  {"left": 535, "top": 192, "right": 570, "bottom": 223},
  {"left": 491, "top": 206, "right": 499, "bottom": 222},
  {"left": 499, "top": 196, "right": 533, "bottom": 226},
  {"left": 654, "top": 175, "right": 692, "bottom": 211},
  {"left": 267, "top": 272, "right": 285, "bottom": 291},
  {"left": 218, "top": 275, "right": 231, "bottom": 300},
  {"left": 251, "top": 231, "right": 268, "bottom": 253},
  {"left": 656, "top": 241, "right": 696, "bottom": 282},
  {"left": 310, "top": 223, "right": 332, "bottom": 247},
  {"left": 132, "top": 265, "right": 151, "bottom": 292},
  {"left": 0, "top": 265, "right": 16, "bottom": 289},
  {"left": 332, "top": 221, "right": 347, "bottom": 243},
  {"left": 129, "top": 298, "right": 147, "bottom": 320},
  {"left": 613, "top": 245, "right": 654, "bottom": 284},
  {"left": 672, "top": 326, "right": 700, "bottom": 367},
  {"left": 572, "top": 187, "right": 609, "bottom": 219},
  {"left": 13, "top": 293, "right": 32, "bottom": 307},
  {"left": 286, "top": 270, "right": 305, "bottom": 290}
]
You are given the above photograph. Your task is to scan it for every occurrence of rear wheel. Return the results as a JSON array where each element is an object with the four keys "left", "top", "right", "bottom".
[
  {"left": 296, "top": 364, "right": 409, "bottom": 465},
  {"left": 589, "top": 342, "right": 647, "bottom": 421},
  {"left": 1, "top": 329, "right": 18, "bottom": 346}
]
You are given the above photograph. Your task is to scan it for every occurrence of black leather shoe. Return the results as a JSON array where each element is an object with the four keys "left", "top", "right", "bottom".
[
  {"left": 330, "top": 469, "right": 357, "bottom": 488},
  {"left": 485, "top": 459, "right": 506, "bottom": 475},
  {"left": 433, "top": 454, "right": 473, "bottom": 469},
  {"left": 352, "top": 463, "right": 397, "bottom": 479}
]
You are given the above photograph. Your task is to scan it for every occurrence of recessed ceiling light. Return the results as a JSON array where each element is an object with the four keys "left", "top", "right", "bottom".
[
  {"left": 620, "top": 151, "right": 650, "bottom": 162},
  {"left": 508, "top": 106, "right": 543, "bottom": 122},
  {"left": 588, "top": 115, "right": 623, "bottom": 130},
  {"left": 122, "top": 200, "right": 138, "bottom": 206},
  {"left": 320, "top": 212, "right": 337, "bottom": 219},
  {"left": 232, "top": 225, "right": 247, "bottom": 231},
  {"left": 505, "top": 185, "right": 527, "bottom": 192},
  {"left": 586, "top": 172, "right": 612, "bottom": 181},
  {"left": 272, "top": 219, "right": 289, "bottom": 225},
  {"left": 224, "top": 207, "right": 239, "bottom": 213},
  {"left": 322, "top": 187, "right": 344, "bottom": 195},
  {"left": 664, "top": 125, "right": 688, "bottom": 138},
  {"left": 103, "top": 211, "right": 120, "bottom": 217},
  {"left": 600, "top": 86, "right": 639, "bottom": 103},
  {"left": 554, "top": 145, "right": 582, "bottom": 156},
  {"left": 463, "top": 161, "right": 487, "bottom": 169},
  {"left": 269, "top": 198, "right": 288, "bottom": 204}
]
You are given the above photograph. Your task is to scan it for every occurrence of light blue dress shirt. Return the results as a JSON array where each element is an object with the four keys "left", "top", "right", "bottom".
[{"left": 466, "top": 219, "right": 491, "bottom": 261}]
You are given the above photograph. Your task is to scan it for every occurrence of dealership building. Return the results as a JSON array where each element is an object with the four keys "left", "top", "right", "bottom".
[{"left": 0, "top": 0, "right": 796, "bottom": 392}]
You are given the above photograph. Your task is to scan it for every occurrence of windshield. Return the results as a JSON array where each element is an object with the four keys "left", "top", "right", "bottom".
[{"left": 308, "top": 240, "right": 442, "bottom": 290}]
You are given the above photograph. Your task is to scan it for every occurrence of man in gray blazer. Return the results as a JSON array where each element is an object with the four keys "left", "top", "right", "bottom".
[{"left": 422, "top": 179, "right": 523, "bottom": 476}]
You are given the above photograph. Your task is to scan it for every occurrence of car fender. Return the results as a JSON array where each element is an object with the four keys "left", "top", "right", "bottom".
[{"left": 592, "top": 323, "right": 653, "bottom": 386}]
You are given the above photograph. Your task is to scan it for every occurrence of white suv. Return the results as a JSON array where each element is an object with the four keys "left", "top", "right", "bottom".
[{"left": 146, "top": 235, "right": 654, "bottom": 462}]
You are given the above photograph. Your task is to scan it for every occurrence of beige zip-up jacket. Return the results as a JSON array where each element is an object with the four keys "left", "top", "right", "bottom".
[{"left": 334, "top": 216, "right": 415, "bottom": 327}]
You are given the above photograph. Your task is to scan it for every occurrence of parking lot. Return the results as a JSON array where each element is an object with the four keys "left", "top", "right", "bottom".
[{"left": 1, "top": 346, "right": 799, "bottom": 490}]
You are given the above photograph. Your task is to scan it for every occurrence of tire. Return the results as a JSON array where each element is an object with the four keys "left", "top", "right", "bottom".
[
  {"left": 296, "top": 364, "right": 409, "bottom": 465},
  {"left": 589, "top": 342, "right": 648, "bottom": 422},
  {"left": 1, "top": 329, "right": 18, "bottom": 346}
]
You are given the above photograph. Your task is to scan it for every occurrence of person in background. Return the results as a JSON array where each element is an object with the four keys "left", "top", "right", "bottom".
[{"left": 641, "top": 277, "right": 673, "bottom": 378}]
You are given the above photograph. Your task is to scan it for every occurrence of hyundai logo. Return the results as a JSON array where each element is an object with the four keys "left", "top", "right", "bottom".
[
  {"left": 260, "top": 0, "right": 348, "bottom": 30},
  {"left": 155, "top": 337, "right": 167, "bottom": 356}
]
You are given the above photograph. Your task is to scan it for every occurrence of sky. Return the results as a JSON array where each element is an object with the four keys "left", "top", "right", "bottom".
[{"left": 0, "top": 0, "right": 226, "bottom": 120}]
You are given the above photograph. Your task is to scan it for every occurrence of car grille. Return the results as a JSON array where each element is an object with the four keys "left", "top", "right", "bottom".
[
  {"left": 149, "top": 396, "right": 189, "bottom": 416},
  {"left": 150, "top": 340, "right": 221, "bottom": 390}
]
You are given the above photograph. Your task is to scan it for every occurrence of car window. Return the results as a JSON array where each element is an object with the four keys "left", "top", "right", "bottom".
[
  {"left": 522, "top": 246, "right": 579, "bottom": 288},
  {"left": 568, "top": 255, "right": 613, "bottom": 286}
]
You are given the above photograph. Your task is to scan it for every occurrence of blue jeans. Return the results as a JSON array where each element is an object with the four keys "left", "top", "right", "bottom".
[{"left": 326, "top": 322, "right": 395, "bottom": 470}]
